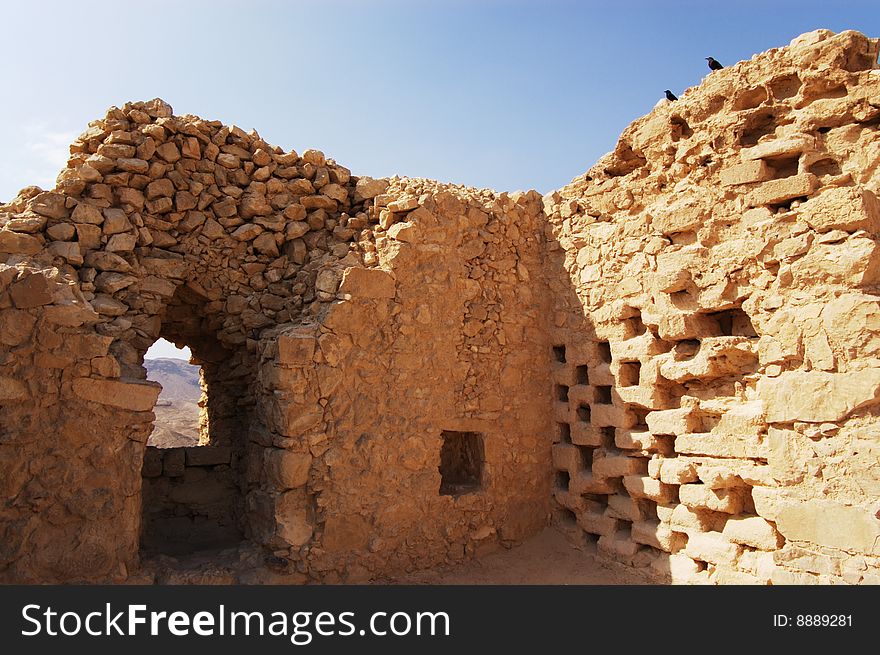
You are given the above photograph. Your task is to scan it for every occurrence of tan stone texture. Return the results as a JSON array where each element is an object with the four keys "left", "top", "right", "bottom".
[{"left": 1, "top": 29, "right": 879, "bottom": 585}]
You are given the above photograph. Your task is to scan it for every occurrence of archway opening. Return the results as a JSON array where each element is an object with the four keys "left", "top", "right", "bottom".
[
  {"left": 145, "top": 339, "right": 201, "bottom": 448},
  {"left": 139, "top": 284, "right": 257, "bottom": 558}
]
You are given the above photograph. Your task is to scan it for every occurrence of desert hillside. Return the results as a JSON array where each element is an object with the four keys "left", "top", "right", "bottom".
[{"left": 145, "top": 357, "right": 201, "bottom": 447}]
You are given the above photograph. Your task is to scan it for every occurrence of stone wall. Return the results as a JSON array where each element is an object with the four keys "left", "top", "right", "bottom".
[
  {"left": 543, "top": 29, "right": 880, "bottom": 584},
  {"left": 1, "top": 28, "right": 879, "bottom": 584},
  {"left": 141, "top": 445, "right": 241, "bottom": 556}
]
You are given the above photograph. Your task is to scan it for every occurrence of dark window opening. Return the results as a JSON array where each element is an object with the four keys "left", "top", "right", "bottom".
[
  {"left": 552, "top": 345, "right": 566, "bottom": 363},
  {"left": 577, "top": 404, "right": 592, "bottom": 423},
  {"left": 555, "top": 470, "right": 570, "bottom": 492},
  {"left": 767, "top": 195, "right": 808, "bottom": 213},
  {"left": 624, "top": 311, "right": 647, "bottom": 337},
  {"left": 630, "top": 406, "right": 650, "bottom": 431},
  {"left": 676, "top": 339, "right": 701, "bottom": 359},
  {"left": 439, "top": 431, "right": 484, "bottom": 496},
  {"left": 578, "top": 446, "right": 594, "bottom": 469},
  {"left": 597, "top": 341, "right": 612, "bottom": 363},
  {"left": 600, "top": 426, "right": 616, "bottom": 446},
  {"left": 768, "top": 73, "right": 801, "bottom": 100},
  {"left": 738, "top": 111, "right": 778, "bottom": 147},
  {"left": 766, "top": 155, "right": 799, "bottom": 180},
  {"left": 140, "top": 286, "right": 255, "bottom": 559},
  {"left": 619, "top": 361, "right": 642, "bottom": 387},
  {"left": 558, "top": 507, "right": 577, "bottom": 526},
  {"left": 670, "top": 116, "right": 693, "bottom": 142},
  {"left": 556, "top": 384, "right": 570, "bottom": 402},
  {"left": 557, "top": 423, "right": 571, "bottom": 444},
  {"left": 145, "top": 339, "right": 203, "bottom": 448},
  {"left": 575, "top": 365, "right": 590, "bottom": 385},
  {"left": 808, "top": 158, "right": 841, "bottom": 177},
  {"left": 596, "top": 385, "right": 613, "bottom": 404},
  {"left": 705, "top": 308, "right": 757, "bottom": 337}
]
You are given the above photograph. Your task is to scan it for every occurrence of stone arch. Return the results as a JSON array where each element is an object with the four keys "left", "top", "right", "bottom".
[{"left": 0, "top": 98, "right": 377, "bottom": 581}]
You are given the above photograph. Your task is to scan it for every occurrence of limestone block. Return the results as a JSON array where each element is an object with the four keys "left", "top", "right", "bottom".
[
  {"left": 0, "top": 309, "right": 36, "bottom": 346},
  {"left": 322, "top": 515, "right": 371, "bottom": 552},
  {"left": 758, "top": 369, "right": 880, "bottom": 422},
  {"left": 658, "top": 337, "right": 757, "bottom": 382},
  {"left": 142, "top": 448, "right": 163, "bottom": 478},
  {"left": 577, "top": 510, "right": 617, "bottom": 536},
  {"left": 720, "top": 160, "right": 772, "bottom": 187},
  {"left": 821, "top": 293, "right": 880, "bottom": 359},
  {"left": 598, "top": 532, "right": 640, "bottom": 559},
  {"left": 675, "top": 432, "right": 768, "bottom": 459},
  {"left": 662, "top": 504, "right": 712, "bottom": 533},
  {"left": 632, "top": 519, "right": 687, "bottom": 552},
  {"left": 185, "top": 446, "right": 232, "bottom": 467},
  {"left": 276, "top": 491, "right": 313, "bottom": 546},
  {"left": 29, "top": 191, "right": 68, "bottom": 219},
  {"left": 712, "top": 401, "right": 764, "bottom": 436},
  {"left": 650, "top": 195, "right": 707, "bottom": 235},
  {"left": 646, "top": 406, "right": 701, "bottom": 435},
  {"left": 747, "top": 173, "right": 817, "bottom": 206},
  {"left": 71, "top": 202, "right": 104, "bottom": 224},
  {"left": 663, "top": 553, "right": 705, "bottom": 584},
  {"left": 678, "top": 484, "right": 746, "bottom": 514},
  {"left": 0, "top": 229, "right": 42, "bottom": 255},
  {"left": 551, "top": 443, "right": 581, "bottom": 472},
  {"left": 684, "top": 531, "right": 742, "bottom": 565},
  {"left": 315, "top": 269, "right": 340, "bottom": 294},
  {"left": 0, "top": 376, "right": 27, "bottom": 400},
  {"left": 265, "top": 449, "right": 312, "bottom": 489},
  {"left": 162, "top": 449, "right": 185, "bottom": 477},
  {"left": 277, "top": 328, "right": 317, "bottom": 365},
  {"left": 742, "top": 134, "right": 816, "bottom": 160},
  {"left": 790, "top": 238, "right": 880, "bottom": 287},
  {"left": 615, "top": 429, "right": 669, "bottom": 453},
  {"left": 797, "top": 186, "right": 880, "bottom": 233},
  {"left": 606, "top": 493, "right": 646, "bottom": 522},
  {"left": 354, "top": 176, "right": 388, "bottom": 200},
  {"left": 9, "top": 273, "right": 52, "bottom": 308},
  {"left": 592, "top": 453, "right": 647, "bottom": 479},
  {"left": 569, "top": 471, "right": 617, "bottom": 495},
  {"left": 775, "top": 500, "right": 880, "bottom": 554},
  {"left": 658, "top": 458, "right": 699, "bottom": 485},
  {"left": 338, "top": 267, "right": 396, "bottom": 298},
  {"left": 722, "top": 515, "right": 784, "bottom": 550},
  {"left": 623, "top": 475, "right": 677, "bottom": 503},
  {"left": 71, "top": 377, "right": 160, "bottom": 411}
]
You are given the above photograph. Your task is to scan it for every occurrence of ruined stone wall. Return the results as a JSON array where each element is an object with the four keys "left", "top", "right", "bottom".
[
  {"left": 0, "top": 97, "right": 552, "bottom": 583},
  {"left": 141, "top": 444, "right": 241, "bottom": 556},
  {"left": 256, "top": 184, "right": 551, "bottom": 581},
  {"left": 543, "top": 29, "right": 880, "bottom": 584},
  {"left": 1, "top": 28, "right": 879, "bottom": 585}
]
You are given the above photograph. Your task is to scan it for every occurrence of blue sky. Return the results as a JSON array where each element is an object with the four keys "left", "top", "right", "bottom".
[{"left": 1, "top": 0, "right": 877, "bottom": 359}]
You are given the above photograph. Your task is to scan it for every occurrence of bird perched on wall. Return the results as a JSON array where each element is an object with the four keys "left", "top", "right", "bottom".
[
  {"left": 706, "top": 56, "right": 724, "bottom": 71},
  {"left": 664, "top": 90, "right": 678, "bottom": 101}
]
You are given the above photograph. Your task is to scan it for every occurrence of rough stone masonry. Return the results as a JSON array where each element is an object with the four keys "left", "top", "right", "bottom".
[{"left": 1, "top": 28, "right": 879, "bottom": 584}]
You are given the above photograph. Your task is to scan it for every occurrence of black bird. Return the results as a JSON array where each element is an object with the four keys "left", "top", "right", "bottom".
[
  {"left": 706, "top": 56, "right": 724, "bottom": 71},
  {"left": 664, "top": 90, "right": 678, "bottom": 101}
]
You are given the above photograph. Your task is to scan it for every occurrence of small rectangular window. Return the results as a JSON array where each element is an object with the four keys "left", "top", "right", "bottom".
[{"left": 439, "top": 431, "right": 484, "bottom": 496}]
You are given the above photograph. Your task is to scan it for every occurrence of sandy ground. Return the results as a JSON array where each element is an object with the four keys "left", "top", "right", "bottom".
[
  {"left": 141, "top": 527, "right": 657, "bottom": 585},
  {"left": 394, "top": 528, "right": 656, "bottom": 585}
]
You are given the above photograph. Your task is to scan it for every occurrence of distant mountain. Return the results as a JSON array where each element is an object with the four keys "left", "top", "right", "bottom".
[
  {"left": 146, "top": 357, "right": 201, "bottom": 402},
  {"left": 145, "top": 357, "right": 201, "bottom": 448}
]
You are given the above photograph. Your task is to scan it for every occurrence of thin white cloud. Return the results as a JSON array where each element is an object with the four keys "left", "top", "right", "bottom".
[
  {"left": 21, "top": 121, "right": 79, "bottom": 189},
  {"left": 0, "top": 122, "right": 80, "bottom": 201}
]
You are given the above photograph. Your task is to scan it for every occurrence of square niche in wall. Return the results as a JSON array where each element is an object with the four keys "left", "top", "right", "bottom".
[{"left": 439, "top": 430, "right": 484, "bottom": 496}]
